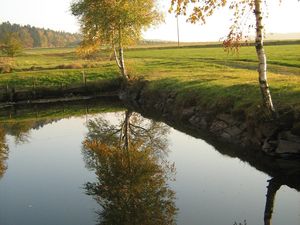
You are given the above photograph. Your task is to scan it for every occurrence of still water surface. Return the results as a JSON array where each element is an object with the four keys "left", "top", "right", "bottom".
[{"left": 0, "top": 108, "right": 299, "bottom": 225}]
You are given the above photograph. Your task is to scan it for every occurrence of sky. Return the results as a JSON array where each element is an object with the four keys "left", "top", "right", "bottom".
[{"left": 0, "top": 0, "right": 300, "bottom": 42}]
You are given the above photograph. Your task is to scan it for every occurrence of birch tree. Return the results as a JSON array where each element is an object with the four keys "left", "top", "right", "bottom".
[
  {"left": 0, "top": 33, "right": 23, "bottom": 57},
  {"left": 170, "top": 0, "right": 280, "bottom": 116},
  {"left": 71, "top": 0, "right": 162, "bottom": 80}
]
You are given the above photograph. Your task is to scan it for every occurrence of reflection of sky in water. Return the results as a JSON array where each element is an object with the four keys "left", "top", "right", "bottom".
[
  {"left": 168, "top": 129, "right": 300, "bottom": 225},
  {"left": 0, "top": 112, "right": 299, "bottom": 225},
  {"left": 1, "top": 116, "right": 99, "bottom": 225}
]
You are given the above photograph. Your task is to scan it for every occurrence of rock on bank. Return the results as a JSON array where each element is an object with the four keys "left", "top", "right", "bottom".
[{"left": 121, "top": 80, "right": 300, "bottom": 158}]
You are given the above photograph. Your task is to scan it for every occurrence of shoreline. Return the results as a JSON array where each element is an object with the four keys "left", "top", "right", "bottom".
[
  {"left": 0, "top": 90, "right": 299, "bottom": 189},
  {"left": 1, "top": 79, "right": 299, "bottom": 158},
  {"left": 122, "top": 80, "right": 300, "bottom": 158}
]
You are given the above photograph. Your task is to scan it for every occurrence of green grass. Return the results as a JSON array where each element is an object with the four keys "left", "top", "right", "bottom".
[
  {"left": 1, "top": 43, "right": 300, "bottom": 113},
  {"left": 123, "top": 44, "right": 300, "bottom": 112},
  {"left": 0, "top": 47, "right": 119, "bottom": 88},
  {"left": 0, "top": 66, "right": 118, "bottom": 87},
  {"left": 13, "top": 47, "right": 100, "bottom": 69}
]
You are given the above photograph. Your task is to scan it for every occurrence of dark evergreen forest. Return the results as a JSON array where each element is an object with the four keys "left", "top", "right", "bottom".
[{"left": 0, "top": 22, "right": 81, "bottom": 48}]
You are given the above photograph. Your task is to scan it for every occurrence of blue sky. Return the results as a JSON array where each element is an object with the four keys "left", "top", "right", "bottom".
[{"left": 0, "top": 0, "right": 300, "bottom": 42}]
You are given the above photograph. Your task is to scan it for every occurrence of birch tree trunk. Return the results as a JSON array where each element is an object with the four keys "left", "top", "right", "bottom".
[
  {"left": 254, "top": 0, "right": 276, "bottom": 117},
  {"left": 113, "top": 44, "right": 121, "bottom": 69},
  {"left": 119, "top": 46, "right": 128, "bottom": 79},
  {"left": 118, "top": 27, "right": 129, "bottom": 80}
]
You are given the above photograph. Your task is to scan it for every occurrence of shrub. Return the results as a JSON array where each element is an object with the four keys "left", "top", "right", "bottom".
[
  {"left": 55, "top": 63, "right": 83, "bottom": 69},
  {"left": 0, "top": 65, "right": 12, "bottom": 73}
]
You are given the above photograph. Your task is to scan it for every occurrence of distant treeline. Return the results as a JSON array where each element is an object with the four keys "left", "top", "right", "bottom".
[{"left": 0, "top": 22, "right": 81, "bottom": 48}]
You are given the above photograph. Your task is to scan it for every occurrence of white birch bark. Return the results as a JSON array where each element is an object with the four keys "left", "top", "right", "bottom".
[
  {"left": 113, "top": 44, "right": 121, "bottom": 69},
  {"left": 118, "top": 27, "right": 129, "bottom": 80},
  {"left": 119, "top": 46, "right": 128, "bottom": 79},
  {"left": 254, "top": 0, "right": 276, "bottom": 116}
]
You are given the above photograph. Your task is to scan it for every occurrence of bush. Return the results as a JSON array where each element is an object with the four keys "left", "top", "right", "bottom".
[
  {"left": 83, "top": 63, "right": 98, "bottom": 68},
  {"left": 0, "top": 33, "right": 23, "bottom": 57},
  {"left": 55, "top": 63, "right": 83, "bottom": 69},
  {"left": 0, "top": 65, "right": 12, "bottom": 73}
]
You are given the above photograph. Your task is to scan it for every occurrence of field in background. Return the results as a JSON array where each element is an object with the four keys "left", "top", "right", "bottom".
[
  {"left": 0, "top": 41, "right": 299, "bottom": 112},
  {"left": 0, "top": 47, "right": 118, "bottom": 87},
  {"left": 126, "top": 43, "right": 300, "bottom": 112}
]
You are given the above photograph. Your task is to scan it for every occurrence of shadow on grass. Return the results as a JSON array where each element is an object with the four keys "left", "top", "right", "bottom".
[
  {"left": 144, "top": 76, "right": 300, "bottom": 118},
  {"left": 142, "top": 56, "right": 300, "bottom": 77},
  {"left": 143, "top": 59, "right": 203, "bottom": 70},
  {"left": 147, "top": 77, "right": 262, "bottom": 110},
  {"left": 198, "top": 58, "right": 300, "bottom": 76}
]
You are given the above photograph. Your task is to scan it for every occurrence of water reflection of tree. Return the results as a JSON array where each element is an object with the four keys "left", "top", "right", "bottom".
[
  {"left": 264, "top": 173, "right": 300, "bottom": 225},
  {"left": 0, "top": 127, "right": 9, "bottom": 178},
  {"left": 3, "top": 121, "right": 32, "bottom": 144},
  {"left": 0, "top": 119, "right": 60, "bottom": 145},
  {"left": 82, "top": 111, "right": 177, "bottom": 225}
]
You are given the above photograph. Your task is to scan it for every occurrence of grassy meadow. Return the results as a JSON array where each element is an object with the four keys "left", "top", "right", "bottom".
[
  {"left": 0, "top": 47, "right": 119, "bottom": 87},
  {"left": 125, "top": 44, "right": 300, "bottom": 112},
  {"left": 0, "top": 42, "right": 300, "bottom": 112}
]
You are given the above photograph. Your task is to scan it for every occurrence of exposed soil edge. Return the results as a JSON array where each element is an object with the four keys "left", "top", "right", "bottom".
[{"left": 121, "top": 80, "right": 300, "bottom": 158}]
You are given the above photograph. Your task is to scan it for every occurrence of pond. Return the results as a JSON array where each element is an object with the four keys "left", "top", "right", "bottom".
[{"left": 0, "top": 101, "right": 299, "bottom": 225}]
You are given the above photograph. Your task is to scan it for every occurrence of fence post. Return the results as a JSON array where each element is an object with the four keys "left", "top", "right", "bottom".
[
  {"left": 82, "top": 70, "right": 87, "bottom": 87},
  {"left": 6, "top": 84, "right": 9, "bottom": 102}
]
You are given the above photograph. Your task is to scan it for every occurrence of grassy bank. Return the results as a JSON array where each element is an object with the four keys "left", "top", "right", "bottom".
[
  {"left": 0, "top": 47, "right": 119, "bottom": 88},
  {"left": 1, "top": 43, "right": 300, "bottom": 113},
  {"left": 125, "top": 44, "right": 300, "bottom": 113},
  {"left": 0, "top": 48, "right": 121, "bottom": 101}
]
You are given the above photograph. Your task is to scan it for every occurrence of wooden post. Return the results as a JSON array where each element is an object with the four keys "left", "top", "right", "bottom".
[
  {"left": 6, "top": 84, "right": 9, "bottom": 102},
  {"left": 82, "top": 70, "right": 87, "bottom": 87}
]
